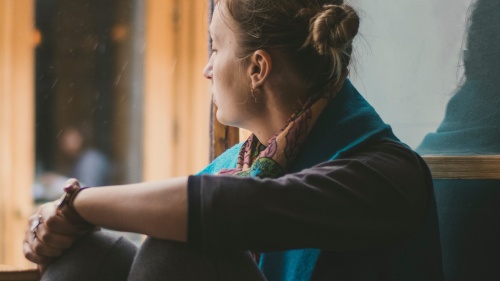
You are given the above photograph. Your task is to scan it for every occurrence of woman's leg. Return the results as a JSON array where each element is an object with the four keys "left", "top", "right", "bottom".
[
  {"left": 128, "top": 238, "right": 267, "bottom": 281},
  {"left": 41, "top": 231, "right": 137, "bottom": 281}
]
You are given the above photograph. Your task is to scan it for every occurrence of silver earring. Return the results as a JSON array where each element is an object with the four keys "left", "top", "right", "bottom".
[{"left": 251, "top": 85, "right": 257, "bottom": 103}]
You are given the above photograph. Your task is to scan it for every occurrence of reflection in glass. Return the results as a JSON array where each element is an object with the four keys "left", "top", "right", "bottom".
[
  {"left": 417, "top": 0, "right": 500, "bottom": 155},
  {"left": 33, "top": 0, "right": 144, "bottom": 245},
  {"left": 416, "top": 1, "right": 500, "bottom": 280}
]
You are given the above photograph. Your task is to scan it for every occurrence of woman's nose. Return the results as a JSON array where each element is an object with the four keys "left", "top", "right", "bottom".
[{"left": 203, "top": 63, "right": 213, "bottom": 80}]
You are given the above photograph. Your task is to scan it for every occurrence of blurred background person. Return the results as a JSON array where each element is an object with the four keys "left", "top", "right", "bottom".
[{"left": 34, "top": 125, "right": 110, "bottom": 202}]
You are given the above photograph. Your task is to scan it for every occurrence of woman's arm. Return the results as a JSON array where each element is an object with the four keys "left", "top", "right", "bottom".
[
  {"left": 24, "top": 177, "right": 189, "bottom": 268},
  {"left": 73, "top": 177, "right": 188, "bottom": 242},
  {"left": 188, "top": 141, "right": 431, "bottom": 251}
]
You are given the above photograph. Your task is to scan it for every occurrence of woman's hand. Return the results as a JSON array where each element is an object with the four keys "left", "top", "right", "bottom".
[{"left": 23, "top": 179, "right": 95, "bottom": 271}]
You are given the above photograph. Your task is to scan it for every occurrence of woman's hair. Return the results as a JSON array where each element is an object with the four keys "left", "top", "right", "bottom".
[
  {"left": 463, "top": 0, "right": 500, "bottom": 80},
  {"left": 216, "top": 0, "right": 359, "bottom": 91}
]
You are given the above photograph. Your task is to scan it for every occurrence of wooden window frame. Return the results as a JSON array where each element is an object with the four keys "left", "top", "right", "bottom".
[
  {"left": 0, "top": 0, "right": 35, "bottom": 267},
  {"left": 208, "top": 0, "right": 239, "bottom": 161},
  {"left": 423, "top": 156, "right": 500, "bottom": 179}
]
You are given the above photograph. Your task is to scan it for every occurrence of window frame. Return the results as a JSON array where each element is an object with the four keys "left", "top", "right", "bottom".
[{"left": 423, "top": 156, "right": 500, "bottom": 179}]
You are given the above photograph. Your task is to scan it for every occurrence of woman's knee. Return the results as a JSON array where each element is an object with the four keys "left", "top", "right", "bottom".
[
  {"left": 128, "top": 238, "right": 265, "bottom": 281},
  {"left": 41, "top": 231, "right": 137, "bottom": 281}
]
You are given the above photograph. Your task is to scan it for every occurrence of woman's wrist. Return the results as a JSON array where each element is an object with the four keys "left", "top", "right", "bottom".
[{"left": 57, "top": 180, "right": 94, "bottom": 227}]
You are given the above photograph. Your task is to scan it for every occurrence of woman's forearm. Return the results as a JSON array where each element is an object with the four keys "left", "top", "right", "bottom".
[{"left": 73, "top": 177, "right": 188, "bottom": 242}]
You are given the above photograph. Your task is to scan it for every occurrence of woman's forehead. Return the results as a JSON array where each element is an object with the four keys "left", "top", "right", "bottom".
[
  {"left": 209, "top": 11, "right": 222, "bottom": 40},
  {"left": 210, "top": 5, "right": 235, "bottom": 41}
]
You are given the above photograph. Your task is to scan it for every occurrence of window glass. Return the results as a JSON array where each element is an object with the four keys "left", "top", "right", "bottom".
[
  {"left": 33, "top": 0, "right": 146, "bottom": 245},
  {"left": 34, "top": 0, "right": 143, "bottom": 203},
  {"left": 349, "top": 0, "right": 500, "bottom": 156},
  {"left": 348, "top": 2, "right": 500, "bottom": 278}
]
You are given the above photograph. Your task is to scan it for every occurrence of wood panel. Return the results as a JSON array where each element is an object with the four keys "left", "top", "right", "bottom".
[
  {"left": 208, "top": 0, "right": 240, "bottom": 160},
  {"left": 211, "top": 105, "right": 240, "bottom": 160},
  {"left": 0, "top": 0, "right": 35, "bottom": 266},
  {"left": 143, "top": 0, "right": 211, "bottom": 180},
  {"left": 0, "top": 265, "right": 39, "bottom": 281},
  {"left": 424, "top": 156, "right": 500, "bottom": 179}
]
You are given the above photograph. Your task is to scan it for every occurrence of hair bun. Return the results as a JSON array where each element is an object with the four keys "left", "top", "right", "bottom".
[{"left": 308, "top": 4, "right": 360, "bottom": 56}]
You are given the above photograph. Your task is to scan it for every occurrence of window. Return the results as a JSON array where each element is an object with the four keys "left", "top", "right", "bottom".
[
  {"left": 345, "top": 0, "right": 500, "bottom": 178},
  {"left": 1, "top": 0, "right": 211, "bottom": 266},
  {"left": 351, "top": 1, "right": 500, "bottom": 276}
]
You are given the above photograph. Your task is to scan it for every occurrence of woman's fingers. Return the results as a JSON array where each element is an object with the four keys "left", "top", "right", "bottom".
[
  {"left": 47, "top": 210, "right": 84, "bottom": 235},
  {"left": 23, "top": 229, "right": 52, "bottom": 265},
  {"left": 33, "top": 203, "right": 82, "bottom": 251},
  {"left": 37, "top": 201, "right": 83, "bottom": 235},
  {"left": 24, "top": 200, "right": 84, "bottom": 265},
  {"left": 30, "top": 233, "right": 64, "bottom": 258},
  {"left": 23, "top": 180, "right": 89, "bottom": 266},
  {"left": 35, "top": 221, "right": 77, "bottom": 250}
]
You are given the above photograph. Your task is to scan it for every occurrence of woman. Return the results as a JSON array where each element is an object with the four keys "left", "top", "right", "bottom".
[{"left": 24, "top": 0, "right": 444, "bottom": 280}]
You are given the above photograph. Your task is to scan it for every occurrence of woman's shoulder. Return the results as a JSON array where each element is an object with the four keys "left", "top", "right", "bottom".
[
  {"left": 302, "top": 139, "right": 431, "bottom": 186},
  {"left": 346, "top": 140, "right": 428, "bottom": 172},
  {"left": 299, "top": 139, "right": 433, "bottom": 213},
  {"left": 328, "top": 139, "right": 432, "bottom": 188}
]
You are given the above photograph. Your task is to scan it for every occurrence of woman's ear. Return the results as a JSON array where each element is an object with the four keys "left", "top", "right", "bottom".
[{"left": 248, "top": 50, "right": 272, "bottom": 88}]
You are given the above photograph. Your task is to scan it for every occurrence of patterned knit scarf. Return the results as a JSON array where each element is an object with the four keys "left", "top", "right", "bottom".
[{"left": 218, "top": 75, "right": 347, "bottom": 178}]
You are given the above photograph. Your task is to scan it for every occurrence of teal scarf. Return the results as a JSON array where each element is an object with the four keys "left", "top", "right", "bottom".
[{"left": 198, "top": 79, "right": 399, "bottom": 281}]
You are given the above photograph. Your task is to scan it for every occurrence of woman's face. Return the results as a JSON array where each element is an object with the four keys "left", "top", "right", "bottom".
[{"left": 203, "top": 5, "right": 259, "bottom": 128}]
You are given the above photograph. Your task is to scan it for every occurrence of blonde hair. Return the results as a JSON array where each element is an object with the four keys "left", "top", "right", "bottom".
[{"left": 217, "top": 0, "right": 359, "bottom": 91}]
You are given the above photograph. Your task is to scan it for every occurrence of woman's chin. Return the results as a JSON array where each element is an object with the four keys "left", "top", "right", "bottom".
[
  {"left": 216, "top": 111, "right": 228, "bottom": 125},
  {"left": 215, "top": 111, "right": 237, "bottom": 128}
]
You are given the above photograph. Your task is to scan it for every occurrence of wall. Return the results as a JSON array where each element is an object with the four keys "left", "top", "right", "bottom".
[{"left": 0, "top": 0, "right": 35, "bottom": 266}]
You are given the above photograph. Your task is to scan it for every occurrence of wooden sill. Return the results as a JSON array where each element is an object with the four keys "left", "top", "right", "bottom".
[
  {"left": 423, "top": 156, "right": 500, "bottom": 179},
  {"left": 0, "top": 265, "right": 40, "bottom": 281}
]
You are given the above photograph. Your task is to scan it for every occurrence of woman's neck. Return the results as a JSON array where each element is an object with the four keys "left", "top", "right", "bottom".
[
  {"left": 249, "top": 88, "right": 306, "bottom": 145},
  {"left": 246, "top": 51, "right": 310, "bottom": 145}
]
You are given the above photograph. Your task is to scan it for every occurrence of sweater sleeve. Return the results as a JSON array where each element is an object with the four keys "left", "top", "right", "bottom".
[{"left": 187, "top": 141, "right": 431, "bottom": 252}]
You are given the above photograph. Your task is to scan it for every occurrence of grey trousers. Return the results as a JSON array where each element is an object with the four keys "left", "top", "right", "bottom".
[{"left": 41, "top": 231, "right": 266, "bottom": 281}]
